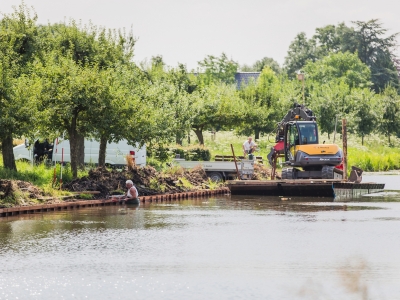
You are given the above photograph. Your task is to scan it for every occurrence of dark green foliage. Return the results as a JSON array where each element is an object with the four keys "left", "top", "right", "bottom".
[
  {"left": 148, "top": 146, "right": 211, "bottom": 162},
  {"left": 171, "top": 147, "right": 211, "bottom": 161},
  {"left": 352, "top": 20, "right": 399, "bottom": 92},
  {"left": 284, "top": 19, "right": 399, "bottom": 91}
]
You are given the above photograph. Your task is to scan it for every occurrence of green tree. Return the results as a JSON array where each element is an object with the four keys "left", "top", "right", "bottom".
[
  {"left": 35, "top": 53, "right": 104, "bottom": 178},
  {"left": 198, "top": 53, "right": 238, "bottom": 85},
  {"left": 348, "top": 89, "right": 377, "bottom": 145},
  {"left": 304, "top": 52, "right": 371, "bottom": 89},
  {"left": 0, "top": 4, "right": 39, "bottom": 171},
  {"left": 284, "top": 32, "right": 317, "bottom": 77},
  {"left": 308, "top": 80, "right": 351, "bottom": 139},
  {"left": 38, "top": 21, "right": 135, "bottom": 68},
  {"left": 352, "top": 19, "right": 399, "bottom": 92},
  {"left": 37, "top": 20, "right": 137, "bottom": 170},
  {"left": 287, "top": 20, "right": 399, "bottom": 91},
  {"left": 192, "top": 82, "right": 243, "bottom": 145},
  {"left": 80, "top": 65, "right": 137, "bottom": 168},
  {"left": 376, "top": 86, "right": 400, "bottom": 144},
  {"left": 237, "top": 67, "right": 280, "bottom": 138},
  {"left": 143, "top": 61, "right": 198, "bottom": 145},
  {"left": 241, "top": 57, "right": 281, "bottom": 74},
  {"left": 313, "top": 23, "right": 357, "bottom": 57},
  {"left": 165, "top": 64, "right": 199, "bottom": 144}
]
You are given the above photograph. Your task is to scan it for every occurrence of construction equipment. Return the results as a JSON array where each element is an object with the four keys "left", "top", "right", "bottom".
[{"left": 267, "top": 103, "right": 343, "bottom": 180}]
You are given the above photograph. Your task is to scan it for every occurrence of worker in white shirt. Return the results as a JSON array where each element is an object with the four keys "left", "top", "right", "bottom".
[{"left": 242, "top": 137, "right": 257, "bottom": 157}]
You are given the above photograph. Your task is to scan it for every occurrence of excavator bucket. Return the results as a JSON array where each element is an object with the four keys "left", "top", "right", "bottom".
[{"left": 348, "top": 166, "right": 363, "bottom": 183}]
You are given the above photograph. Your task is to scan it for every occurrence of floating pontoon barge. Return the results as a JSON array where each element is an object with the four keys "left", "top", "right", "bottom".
[{"left": 226, "top": 179, "right": 385, "bottom": 199}]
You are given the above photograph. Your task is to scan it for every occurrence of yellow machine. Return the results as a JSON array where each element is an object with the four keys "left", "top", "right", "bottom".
[{"left": 267, "top": 104, "right": 343, "bottom": 179}]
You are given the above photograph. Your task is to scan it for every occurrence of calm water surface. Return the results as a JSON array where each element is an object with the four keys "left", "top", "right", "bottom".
[{"left": 1, "top": 175, "right": 400, "bottom": 299}]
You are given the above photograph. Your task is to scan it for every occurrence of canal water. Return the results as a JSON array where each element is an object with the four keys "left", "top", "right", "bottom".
[{"left": 1, "top": 175, "right": 399, "bottom": 299}]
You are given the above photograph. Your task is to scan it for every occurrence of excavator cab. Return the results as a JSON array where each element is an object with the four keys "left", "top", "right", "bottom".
[
  {"left": 284, "top": 121, "right": 318, "bottom": 162},
  {"left": 298, "top": 123, "right": 318, "bottom": 145}
]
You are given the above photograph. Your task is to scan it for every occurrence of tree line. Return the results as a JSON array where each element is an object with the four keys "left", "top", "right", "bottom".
[{"left": 1, "top": 4, "right": 400, "bottom": 177}]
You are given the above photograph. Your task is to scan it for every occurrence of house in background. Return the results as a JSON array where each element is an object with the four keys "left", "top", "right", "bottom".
[{"left": 235, "top": 72, "right": 260, "bottom": 89}]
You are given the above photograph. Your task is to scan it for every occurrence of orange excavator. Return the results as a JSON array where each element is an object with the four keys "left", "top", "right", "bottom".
[{"left": 267, "top": 103, "right": 343, "bottom": 180}]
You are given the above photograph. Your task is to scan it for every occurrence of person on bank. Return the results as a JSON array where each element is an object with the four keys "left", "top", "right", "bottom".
[
  {"left": 243, "top": 137, "right": 257, "bottom": 157},
  {"left": 117, "top": 180, "right": 139, "bottom": 204}
]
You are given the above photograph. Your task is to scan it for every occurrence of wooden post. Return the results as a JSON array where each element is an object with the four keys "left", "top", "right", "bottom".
[
  {"left": 342, "top": 119, "right": 347, "bottom": 181},
  {"left": 230, "top": 144, "right": 241, "bottom": 180},
  {"left": 271, "top": 155, "right": 277, "bottom": 180}
]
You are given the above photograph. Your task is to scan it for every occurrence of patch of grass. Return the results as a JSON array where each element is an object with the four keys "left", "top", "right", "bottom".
[
  {"left": 149, "top": 177, "right": 166, "bottom": 193},
  {"left": 164, "top": 165, "right": 185, "bottom": 176},
  {"left": 348, "top": 146, "right": 400, "bottom": 172},
  {"left": 0, "top": 157, "right": 88, "bottom": 195},
  {"left": 77, "top": 193, "right": 94, "bottom": 200},
  {"left": 147, "top": 157, "right": 166, "bottom": 171},
  {"left": 204, "top": 178, "right": 221, "bottom": 190},
  {"left": 176, "top": 177, "right": 193, "bottom": 190}
]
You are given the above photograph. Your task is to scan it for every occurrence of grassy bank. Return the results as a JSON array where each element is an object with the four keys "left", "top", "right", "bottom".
[
  {"left": 0, "top": 158, "right": 87, "bottom": 194},
  {"left": 181, "top": 130, "right": 400, "bottom": 172}
]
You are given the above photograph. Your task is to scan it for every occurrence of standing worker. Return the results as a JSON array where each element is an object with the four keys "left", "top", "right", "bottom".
[{"left": 243, "top": 137, "right": 257, "bottom": 157}]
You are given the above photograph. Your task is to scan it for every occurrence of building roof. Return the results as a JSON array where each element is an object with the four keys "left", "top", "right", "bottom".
[{"left": 235, "top": 72, "right": 260, "bottom": 89}]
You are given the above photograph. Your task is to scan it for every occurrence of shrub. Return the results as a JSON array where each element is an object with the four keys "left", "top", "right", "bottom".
[{"left": 170, "top": 146, "right": 211, "bottom": 161}]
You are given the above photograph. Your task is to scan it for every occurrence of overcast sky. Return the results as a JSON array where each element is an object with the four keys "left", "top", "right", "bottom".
[{"left": 2, "top": 0, "right": 399, "bottom": 70}]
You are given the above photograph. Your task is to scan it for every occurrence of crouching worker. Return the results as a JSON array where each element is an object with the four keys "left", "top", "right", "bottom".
[
  {"left": 116, "top": 180, "right": 140, "bottom": 205},
  {"left": 242, "top": 136, "right": 257, "bottom": 157}
]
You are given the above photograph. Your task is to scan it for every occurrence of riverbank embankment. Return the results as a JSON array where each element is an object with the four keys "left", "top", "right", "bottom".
[{"left": 0, "top": 187, "right": 230, "bottom": 218}]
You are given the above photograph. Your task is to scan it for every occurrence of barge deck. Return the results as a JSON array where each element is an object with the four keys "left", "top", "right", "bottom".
[{"left": 226, "top": 179, "right": 385, "bottom": 199}]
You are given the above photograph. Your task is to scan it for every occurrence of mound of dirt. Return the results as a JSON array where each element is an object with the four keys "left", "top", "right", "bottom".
[
  {"left": 0, "top": 179, "right": 46, "bottom": 207},
  {"left": 63, "top": 165, "right": 210, "bottom": 199},
  {"left": 252, "top": 164, "right": 271, "bottom": 180},
  {"left": 0, "top": 163, "right": 273, "bottom": 206}
]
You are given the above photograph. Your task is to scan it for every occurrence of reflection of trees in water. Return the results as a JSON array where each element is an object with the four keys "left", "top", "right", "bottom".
[
  {"left": 222, "top": 196, "right": 381, "bottom": 214},
  {"left": 0, "top": 222, "right": 13, "bottom": 250}
]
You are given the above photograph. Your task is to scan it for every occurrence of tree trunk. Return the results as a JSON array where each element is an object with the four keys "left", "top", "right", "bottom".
[
  {"left": 68, "top": 113, "right": 80, "bottom": 178},
  {"left": 175, "top": 133, "right": 182, "bottom": 145},
  {"left": 68, "top": 133, "right": 78, "bottom": 179},
  {"left": 98, "top": 135, "right": 108, "bottom": 168},
  {"left": 77, "top": 133, "right": 85, "bottom": 170},
  {"left": 255, "top": 129, "right": 260, "bottom": 140},
  {"left": 361, "top": 134, "right": 364, "bottom": 146},
  {"left": 1, "top": 134, "right": 17, "bottom": 171},
  {"left": 193, "top": 126, "right": 204, "bottom": 145}
]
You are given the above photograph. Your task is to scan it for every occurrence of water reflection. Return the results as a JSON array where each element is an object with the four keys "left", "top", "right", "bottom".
[{"left": 1, "top": 192, "right": 400, "bottom": 299}]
